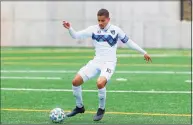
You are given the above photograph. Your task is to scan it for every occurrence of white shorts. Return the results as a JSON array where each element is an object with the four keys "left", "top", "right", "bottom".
[{"left": 77, "top": 59, "right": 116, "bottom": 82}]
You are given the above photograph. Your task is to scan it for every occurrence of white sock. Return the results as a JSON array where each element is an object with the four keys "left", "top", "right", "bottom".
[
  {"left": 98, "top": 87, "right": 106, "bottom": 110},
  {"left": 72, "top": 85, "right": 83, "bottom": 108}
]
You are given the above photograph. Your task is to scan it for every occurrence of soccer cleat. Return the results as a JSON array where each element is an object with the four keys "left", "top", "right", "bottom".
[
  {"left": 66, "top": 106, "right": 85, "bottom": 117},
  {"left": 93, "top": 108, "right": 105, "bottom": 121}
]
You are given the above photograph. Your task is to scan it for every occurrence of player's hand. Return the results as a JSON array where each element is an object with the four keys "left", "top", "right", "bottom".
[
  {"left": 63, "top": 21, "right": 71, "bottom": 29},
  {"left": 144, "top": 53, "right": 152, "bottom": 63}
]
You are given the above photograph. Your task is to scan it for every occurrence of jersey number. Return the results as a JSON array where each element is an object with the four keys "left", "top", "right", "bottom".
[{"left": 106, "top": 68, "right": 111, "bottom": 73}]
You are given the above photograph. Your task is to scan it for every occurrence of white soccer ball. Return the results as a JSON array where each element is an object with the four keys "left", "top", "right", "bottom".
[{"left": 49, "top": 108, "right": 66, "bottom": 123}]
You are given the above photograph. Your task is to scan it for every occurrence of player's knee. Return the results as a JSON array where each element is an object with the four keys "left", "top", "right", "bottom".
[
  {"left": 72, "top": 79, "right": 81, "bottom": 86},
  {"left": 97, "top": 79, "right": 106, "bottom": 89},
  {"left": 72, "top": 75, "right": 83, "bottom": 86}
]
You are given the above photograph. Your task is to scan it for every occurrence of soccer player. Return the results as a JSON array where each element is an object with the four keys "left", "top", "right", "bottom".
[{"left": 63, "top": 8, "right": 152, "bottom": 121}]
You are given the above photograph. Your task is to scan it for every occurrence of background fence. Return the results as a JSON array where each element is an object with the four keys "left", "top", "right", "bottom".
[{"left": 1, "top": 1, "right": 191, "bottom": 48}]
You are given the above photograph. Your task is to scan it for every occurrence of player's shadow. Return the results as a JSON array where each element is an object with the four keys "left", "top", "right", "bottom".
[{"left": 60, "top": 115, "right": 106, "bottom": 124}]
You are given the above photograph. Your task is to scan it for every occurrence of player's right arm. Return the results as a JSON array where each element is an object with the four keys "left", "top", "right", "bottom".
[{"left": 63, "top": 21, "right": 92, "bottom": 39}]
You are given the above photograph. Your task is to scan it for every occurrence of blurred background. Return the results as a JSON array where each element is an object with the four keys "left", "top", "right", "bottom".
[{"left": 1, "top": 0, "right": 192, "bottom": 48}]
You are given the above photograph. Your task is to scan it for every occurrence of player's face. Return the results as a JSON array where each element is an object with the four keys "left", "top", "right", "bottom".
[{"left": 97, "top": 16, "right": 110, "bottom": 29}]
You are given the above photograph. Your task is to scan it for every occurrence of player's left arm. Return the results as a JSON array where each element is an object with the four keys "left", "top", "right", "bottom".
[{"left": 118, "top": 27, "right": 152, "bottom": 63}]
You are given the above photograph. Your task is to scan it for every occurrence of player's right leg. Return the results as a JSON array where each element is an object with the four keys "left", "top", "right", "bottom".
[
  {"left": 66, "top": 74, "right": 85, "bottom": 117},
  {"left": 67, "top": 60, "right": 99, "bottom": 117}
]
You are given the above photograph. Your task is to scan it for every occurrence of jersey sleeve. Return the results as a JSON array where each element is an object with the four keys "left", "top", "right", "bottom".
[
  {"left": 117, "top": 27, "right": 129, "bottom": 43},
  {"left": 68, "top": 26, "right": 93, "bottom": 39}
]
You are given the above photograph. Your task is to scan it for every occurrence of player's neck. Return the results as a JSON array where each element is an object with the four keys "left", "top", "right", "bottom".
[{"left": 100, "top": 23, "right": 111, "bottom": 31}]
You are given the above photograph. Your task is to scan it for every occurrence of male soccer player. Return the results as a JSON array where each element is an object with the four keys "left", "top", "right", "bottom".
[{"left": 63, "top": 8, "right": 152, "bottom": 121}]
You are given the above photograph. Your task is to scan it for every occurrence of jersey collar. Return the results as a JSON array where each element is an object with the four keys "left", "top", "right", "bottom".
[{"left": 99, "top": 23, "right": 111, "bottom": 32}]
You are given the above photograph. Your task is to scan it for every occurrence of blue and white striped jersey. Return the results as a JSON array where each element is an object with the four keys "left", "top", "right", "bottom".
[{"left": 69, "top": 23, "right": 129, "bottom": 62}]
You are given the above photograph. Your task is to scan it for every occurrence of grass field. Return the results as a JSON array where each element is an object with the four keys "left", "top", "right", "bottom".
[{"left": 0, "top": 47, "right": 192, "bottom": 124}]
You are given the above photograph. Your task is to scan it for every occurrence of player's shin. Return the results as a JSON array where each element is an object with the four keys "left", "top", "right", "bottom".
[
  {"left": 72, "top": 85, "right": 83, "bottom": 108},
  {"left": 98, "top": 87, "right": 106, "bottom": 110}
]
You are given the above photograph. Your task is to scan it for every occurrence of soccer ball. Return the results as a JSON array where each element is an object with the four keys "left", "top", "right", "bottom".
[{"left": 49, "top": 108, "right": 66, "bottom": 123}]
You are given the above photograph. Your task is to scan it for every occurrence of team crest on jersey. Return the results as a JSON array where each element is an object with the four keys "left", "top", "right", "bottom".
[{"left": 110, "top": 30, "right": 115, "bottom": 35}]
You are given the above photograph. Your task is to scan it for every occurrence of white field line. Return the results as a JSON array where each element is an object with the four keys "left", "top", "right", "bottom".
[
  {"left": 116, "top": 78, "right": 128, "bottom": 81},
  {"left": 1, "top": 54, "right": 190, "bottom": 59},
  {"left": 1, "top": 88, "right": 191, "bottom": 94},
  {"left": 117, "top": 54, "right": 190, "bottom": 57},
  {"left": 185, "top": 80, "right": 192, "bottom": 83},
  {"left": 0, "top": 76, "right": 62, "bottom": 80},
  {"left": 1, "top": 70, "right": 191, "bottom": 74}
]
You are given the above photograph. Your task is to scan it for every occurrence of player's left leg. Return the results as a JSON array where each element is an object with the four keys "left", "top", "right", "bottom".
[
  {"left": 93, "top": 76, "right": 107, "bottom": 121},
  {"left": 93, "top": 63, "right": 116, "bottom": 121}
]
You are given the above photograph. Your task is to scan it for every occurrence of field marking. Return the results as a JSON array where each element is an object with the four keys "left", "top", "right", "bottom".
[
  {"left": 1, "top": 70, "right": 191, "bottom": 74},
  {"left": 1, "top": 108, "right": 191, "bottom": 117},
  {"left": 1, "top": 62, "right": 190, "bottom": 67},
  {"left": 1, "top": 56, "right": 92, "bottom": 60},
  {"left": 117, "top": 54, "right": 191, "bottom": 57},
  {"left": 115, "top": 71, "right": 191, "bottom": 74},
  {"left": 1, "top": 88, "right": 191, "bottom": 94},
  {"left": 1, "top": 48, "right": 191, "bottom": 54},
  {"left": 116, "top": 78, "right": 128, "bottom": 81},
  {"left": 0, "top": 76, "right": 62, "bottom": 80},
  {"left": 185, "top": 80, "right": 192, "bottom": 83}
]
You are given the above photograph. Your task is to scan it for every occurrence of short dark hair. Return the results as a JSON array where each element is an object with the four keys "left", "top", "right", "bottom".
[{"left": 97, "top": 9, "right": 109, "bottom": 18}]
